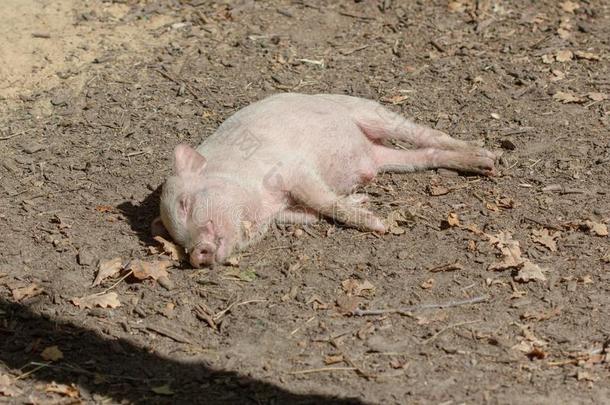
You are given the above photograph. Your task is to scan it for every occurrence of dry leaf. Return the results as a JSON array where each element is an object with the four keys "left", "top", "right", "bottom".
[
  {"left": 11, "top": 284, "right": 43, "bottom": 301},
  {"left": 71, "top": 292, "right": 121, "bottom": 309},
  {"left": 45, "top": 382, "right": 80, "bottom": 398},
  {"left": 486, "top": 202, "right": 499, "bottom": 212},
  {"left": 446, "top": 213, "right": 460, "bottom": 227},
  {"left": 553, "top": 91, "right": 583, "bottom": 103},
  {"left": 541, "top": 54, "right": 554, "bottom": 64},
  {"left": 557, "top": 28, "right": 571, "bottom": 39},
  {"left": 587, "top": 92, "right": 608, "bottom": 102},
  {"left": 577, "top": 371, "right": 598, "bottom": 382},
  {"left": 531, "top": 229, "right": 560, "bottom": 252},
  {"left": 151, "top": 384, "right": 174, "bottom": 396},
  {"left": 41, "top": 346, "right": 64, "bottom": 361},
  {"left": 381, "top": 94, "right": 409, "bottom": 105},
  {"left": 560, "top": 1, "right": 579, "bottom": 13},
  {"left": 93, "top": 257, "right": 123, "bottom": 286},
  {"left": 427, "top": 185, "right": 450, "bottom": 196},
  {"left": 336, "top": 295, "right": 360, "bottom": 314},
  {"left": 153, "top": 236, "right": 186, "bottom": 262},
  {"left": 386, "top": 209, "right": 414, "bottom": 235},
  {"left": 0, "top": 374, "right": 20, "bottom": 397},
  {"left": 555, "top": 50, "right": 573, "bottom": 62},
  {"left": 583, "top": 221, "right": 608, "bottom": 236},
  {"left": 550, "top": 69, "right": 565, "bottom": 82},
  {"left": 129, "top": 259, "right": 171, "bottom": 281},
  {"left": 574, "top": 51, "right": 600, "bottom": 61},
  {"left": 521, "top": 306, "right": 562, "bottom": 321},
  {"left": 515, "top": 261, "right": 547, "bottom": 282},
  {"left": 324, "top": 354, "right": 344, "bottom": 365},
  {"left": 420, "top": 278, "right": 435, "bottom": 289},
  {"left": 341, "top": 279, "right": 375, "bottom": 297},
  {"left": 448, "top": 1, "right": 466, "bottom": 13},
  {"left": 95, "top": 205, "right": 116, "bottom": 213},
  {"left": 488, "top": 232, "right": 524, "bottom": 271}
]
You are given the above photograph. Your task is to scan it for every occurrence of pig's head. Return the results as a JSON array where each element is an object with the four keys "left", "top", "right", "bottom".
[{"left": 156, "top": 144, "right": 241, "bottom": 268}]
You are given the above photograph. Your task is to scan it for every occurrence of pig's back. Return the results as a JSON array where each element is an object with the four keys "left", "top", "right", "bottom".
[{"left": 196, "top": 93, "right": 374, "bottom": 190}]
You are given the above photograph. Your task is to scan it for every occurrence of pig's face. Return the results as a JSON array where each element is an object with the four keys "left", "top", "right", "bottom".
[{"left": 158, "top": 144, "right": 236, "bottom": 268}]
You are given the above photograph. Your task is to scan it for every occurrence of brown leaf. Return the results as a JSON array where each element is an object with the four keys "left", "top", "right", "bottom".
[
  {"left": 45, "top": 382, "right": 80, "bottom": 398},
  {"left": 557, "top": 28, "right": 571, "bottom": 39},
  {"left": 129, "top": 259, "right": 171, "bottom": 281},
  {"left": 555, "top": 49, "right": 573, "bottom": 62},
  {"left": 531, "top": 229, "right": 560, "bottom": 252},
  {"left": 574, "top": 51, "right": 600, "bottom": 61},
  {"left": 448, "top": 0, "right": 466, "bottom": 12},
  {"left": 336, "top": 295, "right": 360, "bottom": 314},
  {"left": 71, "top": 292, "right": 121, "bottom": 309},
  {"left": 446, "top": 213, "right": 460, "bottom": 227},
  {"left": 153, "top": 236, "right": 187, "bottom": 262},
  {"left": 420, "top": 278, "right": 435, "bottom": 289},
  {"left": 541, "top": 54, "right": 554, "bottom": 64},
  {"left": 92, "top": 257, "right": 123, "bottom": 286},
  {"left": 587, "top": 92, "right": 608, "bottom": 102},
  {"left": 427, "top": 185, "right": 450, "bottom": 196},
  {"left": 11, "top": 284, "right": 44, "bottom": 301},
  {"left": 583, "top": 221, "right": 608, "bottom": 236},
  {"left": 95, "top": 205, "right": 116, "bottom": 213},
  {"left": 324, "top": 354, "right": 344, "bottom": 365},
  {"left": 41, "top": 345, "right": 64, "bottom": 361},
  {"left": 488, "top": 232, "right": 524, "bottom": 271},
  {"left": 553, "top": 91, "right": 583, "bottom": 103},
  {"left": 0, "top": 374, "right": 20, "bottom": 397},
  {"left": 381, "top": 94, "right": 409, "bottom": 105},
  {"left": 515, "top": 261, "right": 547, "bottom": 282},
  {"left": 560, "top": 1, "right": 579, "bottom": 13},
  {"left": 521, "top": 306, "right": 562, "bottom": 321},
  {"left": 341, "top": 279, "right": 375, "bottom": 297}
]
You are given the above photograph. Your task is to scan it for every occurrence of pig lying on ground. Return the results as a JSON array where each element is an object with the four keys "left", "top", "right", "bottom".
[{"left": 152, "top": 93, "right": 496, "bottom": 268}]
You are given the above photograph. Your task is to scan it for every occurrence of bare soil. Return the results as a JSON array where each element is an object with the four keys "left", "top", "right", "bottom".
[{"left": 1, "top": 1, "right": 609, "bottom": 404}]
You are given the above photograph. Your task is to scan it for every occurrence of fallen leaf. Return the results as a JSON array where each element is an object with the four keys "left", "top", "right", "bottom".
[
  {"left": 224, "top": 268, "right": 257, "bottom": 282},
  {"left": 386, "top": 209, "right": 414, "bottom": 234},
  {"left": 555, "top": 50, "right": 573, "bottom": 62},
  {"left": 587, "top": 92, "right": 608, "bottom": 102},
  {"left": 71, "top": 292, "right": 121, "bottom": 309},
  {"left": 427, "top": 185, "right": 450, "bottom": 196},
  {"left": 553, "top": 91, "right": 583, "bottom": 103},
  {"left": 41, "top": 346, "right": 63, "bottom": 361},
  {"left": 557, "top": 28, "right": 571, "bottom": 39},
  {"left": 381, "top": 94, "right": 409, "bottom": 105},
  {"left": 95, "top": 205, "right": 116, "bottom": 213},
  {"left": 497, "top": 197, "right": 515, "bottom": 209},
  {"left": 550, "top": 69, "right": 565, "bottom": 82},
  {"left": 541, "top": 54, "right": 554, "bottom": 64},
  {"left": 583, "top": 221, "right": 608, "bottom": 236},
  {"left": 486, "top": 202, "right": 499, "bottom": 212},
  {"left": 324, "top": 354, "right": 344, "bottom": 365},
  {"left": 574, "top": 51, "right": 600, "bottom": 61},
  {"left": 0, "top": 374, "right": 20, "bottom": 397},
  {"left": 342, "top": 279, "right": 375, "bottom": 297},
  {"left": 11, "top": 284, "right": 43, "bottom": 301},
  {"left": 515, "top": 261, "right": 547, "bottom": 282},
  {"left": 151, "top": 384, "right": 174, "bottom": 396},
  {"left": 577, "top": 370, "right": 598, "bottom": 382},
  {"left": 336, "top": 295, "right": 360, "bottom": 314},
  {"left": 92, "top": 257, "right": 123, "bottom": 286},
  {"left": 153, "top": 236, "right": 186, "bottom": 262},
  {"left": 521, "top": 306, "right": 562, "bottom": 321},
  {"left": 45, "top": 382, "right": 80, "bottom": 398},
  {"left": 420, "top": 278, "right": 435, "bottom": 289},
  {"left": 129, "top": 259, "right": 171, "bottom": 281},
  {"left": 488, "top": 232, "right": 524, "bottom": 271},
  {"left": 446, "top": 213, "right": 460, "bottom": 227},
  {"left": 531, "top": 229, "right": 560, "bottom": 252},
  {"left": 560, "top": 1, "right": 579, "bottom": 13},
  {"left": 448, "top": 0, "right": 466, "bottom": 12}
]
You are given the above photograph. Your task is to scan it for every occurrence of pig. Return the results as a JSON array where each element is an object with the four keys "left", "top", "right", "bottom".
[{"left": 152, "top": 93, "right": 495, "bottom": 268}]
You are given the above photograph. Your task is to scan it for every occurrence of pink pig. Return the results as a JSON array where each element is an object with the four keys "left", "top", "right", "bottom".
[{"left": 153, "top": 93, "right": 495, "bottom": 268}]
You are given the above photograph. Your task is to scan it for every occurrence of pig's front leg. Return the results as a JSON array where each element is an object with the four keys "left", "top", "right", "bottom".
[{"left": 289, "top": 173, "right": 386, "bottom": 233}]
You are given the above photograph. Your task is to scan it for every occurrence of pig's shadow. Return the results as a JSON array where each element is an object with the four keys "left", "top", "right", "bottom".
[
  {"left": 117, "top": 184, "right": 163, "bottom": 246},
  {"left": 0, "top": 299, "right": 364, "bottom": 404}
]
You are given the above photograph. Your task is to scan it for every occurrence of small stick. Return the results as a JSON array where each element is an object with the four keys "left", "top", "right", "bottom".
[
  {"left": 352, "top": 295, "right": 489, "bottom": 316},
  {"left": 289, "top": 316, "right": 316, "bottom": 336},
  {"left": 289, "top": 367, "right": 357, "bottom": 375},
  {"left": 97, "top": 270, "right": 133, "bottom": 295},
  {"left": 213, "top": 299, "right": 266, "bottom": 321},
  {"left": 422, "top": 319, "right": 481, "bottom": 344},
  {"left": 16, "top": 362, "right": 51, "bottom": 380},
  {"left": 0, "top": 131, "right": 26, "bottom": 141}
]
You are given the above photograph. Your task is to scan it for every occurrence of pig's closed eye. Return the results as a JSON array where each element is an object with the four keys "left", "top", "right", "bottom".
[{"left": 178, "top": 195, "right": 191, "bottom": 221}]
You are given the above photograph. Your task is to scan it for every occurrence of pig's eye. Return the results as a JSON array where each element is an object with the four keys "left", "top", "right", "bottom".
[{"left": 178, "top": 195, "right": 191, "bottom": 220}]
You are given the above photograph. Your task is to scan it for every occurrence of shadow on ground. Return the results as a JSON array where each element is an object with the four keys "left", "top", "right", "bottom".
[{"left": 0, "top": 299, "right": 363, "bottom": 404}]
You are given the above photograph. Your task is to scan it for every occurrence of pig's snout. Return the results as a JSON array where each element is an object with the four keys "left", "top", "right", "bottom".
[{"left": 190, "top": 242, "right": 217, "bottom": 268}]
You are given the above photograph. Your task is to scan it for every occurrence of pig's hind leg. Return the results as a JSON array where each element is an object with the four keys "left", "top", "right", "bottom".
[
  {"left": 289, "top": 173, "right": 386, "bottom": 233},
  {"left": 373, "top": 145, "right": 494, "bottom": 176},
  {"left": 275, "top": 207, "right": 320, "bottom": 225},
  {"left": 347, "top": 99, "right": 495, "bottom": 160}
]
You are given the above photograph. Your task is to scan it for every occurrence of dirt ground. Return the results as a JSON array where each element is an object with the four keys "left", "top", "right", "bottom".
[{"left": 1, "top": 0, "right": 609, "bottom": 404}]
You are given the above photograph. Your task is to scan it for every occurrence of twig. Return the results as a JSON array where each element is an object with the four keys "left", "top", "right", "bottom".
[
  {"left": 428, "top": 260, "right": 464, "bottom": 272},
  {"left": 352, "top": 295, "right": 489, "bottom": 316},
  {"left": 213, "top": 299, "right": 266, "bottom": 321},
  {"left": 0, "top": 131, "right": 27, "bottom": 141},
  {"left": 338, "top": 11, "right": 375, "bottom": 20},
  {"left": 422, "top": 319, "right": 481, "bottom": 344},
  {"left": 16, "top": 361, "right": 51, "bottom": 380},
  {"left": 289, "top": 316, "right": 316, "bottom": 336},
  {"left": 25, "top": 362, "right": 166, "bottom": 381},
  {"left": 522, "top": 216, "right": 562, "bottom": 231},
  {"left": 97, "top": 270, "right": 133, "bottom": 295},
  {"left": 289, "top": 367, "right": 357, "bottom": 375}
]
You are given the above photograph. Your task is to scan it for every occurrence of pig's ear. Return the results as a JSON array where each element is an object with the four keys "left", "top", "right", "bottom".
[
  {"left": 151, "top": 216, "right": 170, "bottom": 239},
  {"left": 173, "top": 144, "right": 207, "bottom": 176}
]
